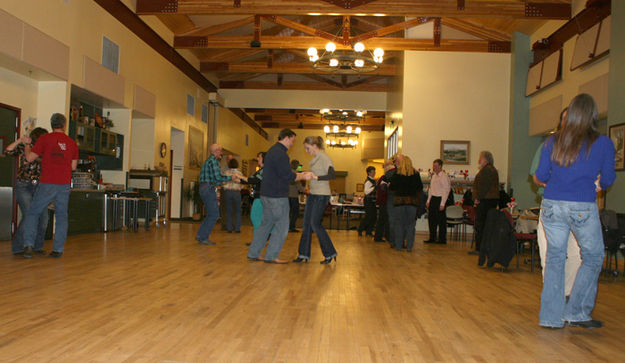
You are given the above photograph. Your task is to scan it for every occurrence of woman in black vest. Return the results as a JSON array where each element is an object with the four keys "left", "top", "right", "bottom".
[{"left": 358, "top": 166, "right": 377, "bottom": 237}]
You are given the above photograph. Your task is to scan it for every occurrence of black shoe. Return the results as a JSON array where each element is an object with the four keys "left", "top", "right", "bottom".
[
  {"left": 235, "top": 231, "right": 241, "bottom": 233},
  {"left": 245, "top": 242, "right": 251, "bottom": 246},
  {"left": 23, "top": 246, "right": 33, "bottom": 259},
  {"left": 424, "top": 239, "right": 437, "bottom": 244},
  {"left": 13, "top": 251, "right": 24, "bottom": 256},
  {"left": 436, "top": 240, "right": 447, "bottom": 244},
  {"left": 567, "top": 320, "right": 603, "bottom": 329},
  {"left": 289, "top": 229, "right": 300, "bottom": 233},
  {"left": 468, "top": 250, "right": 479, "bottom": 255},
  {"left": 374, "top": 239, "right": 385, "bottom": 242},
  {"left": 293, "top": 257, "right": 309, "bottom": 263},
  {"left": 320, "top": 256, "right": 336, "bottom": 264},
  {"left": 49, "top": 251, "right": 63, "bottom": 258},
  {"left": 34, "top": 249, "right": 46, "bottom": 255}
]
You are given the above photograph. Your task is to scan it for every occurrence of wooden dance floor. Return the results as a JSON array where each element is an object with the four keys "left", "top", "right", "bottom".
[{"left": 1, "top": 222, "right": 624, "bottom": 362}]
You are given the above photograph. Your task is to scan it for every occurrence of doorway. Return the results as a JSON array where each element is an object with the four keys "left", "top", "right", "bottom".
[
  {"left": 169, "top": 127, "right": 185, "bottom": 219},
  {"left": 0, "top": 103, "right": 20, "bottom": 240}
]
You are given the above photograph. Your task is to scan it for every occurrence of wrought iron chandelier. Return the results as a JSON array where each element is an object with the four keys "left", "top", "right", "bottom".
[
  {"left": 307, "top": 41, "right": 384, "bottom": 74},
  {"left": 321, "top": 109, "right": 365, "bottom": 148}
]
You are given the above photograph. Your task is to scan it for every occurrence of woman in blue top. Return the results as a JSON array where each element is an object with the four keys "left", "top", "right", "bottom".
[{"left": 535, "top": 93, "right": 615, "bottom": 329}]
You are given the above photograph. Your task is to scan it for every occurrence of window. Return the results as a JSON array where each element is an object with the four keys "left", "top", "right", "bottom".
[
  {"left": 201, "top": 104, "right": 208, "bottom": 123},
  {"left": 186, "top": 94, "right": 195, "bottom": 116},
  {"left": 102, "top": 36, "right": 120, "bottom": 74},
  {"left": 387, "top": 128, "right": 398, "bottom": 159}
]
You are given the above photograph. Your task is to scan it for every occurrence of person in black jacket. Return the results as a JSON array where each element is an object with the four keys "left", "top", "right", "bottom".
[
  {"left": 358, "top": 166, "right": 377, "bottom": 237},
  {"left": 389, "top": 156, "right": 423, "bottom": 252}
]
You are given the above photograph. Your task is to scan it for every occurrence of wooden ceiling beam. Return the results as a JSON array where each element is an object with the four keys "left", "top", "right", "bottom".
[
  {"left": 261, "top": 15, "right": 340, "bottom": 43},
  {"left": 199, "top": 49, "right": 265, "bottom": 62},
  {"left": 219, "top": 80, "right": 390, "bottom": 92},
  {"left": 434, "top": 18, "right": 442, "bottom": 47},
  {"left": 351, "top": 17, "right": 431, "bottom": 43},
  {"left": 229, "top": 108, "right": 268, "bottom": 139},
  {"left": 201, "top": 61, "right": 398, "bottom": 75},
  {"left": 180, "top": 16, "right": 254, "bottom": 36},
  {"left": 260, "top": 122, "right": 384, "bottom": 131},
  {"left": 441, "top": 18, "right": 511, "bottom": 41},
  {"left": 178, "top": 36, "right": 511, "bottom": 53},
  {"left": 138, "top": 0, "right": 571, "bottom": 19}
]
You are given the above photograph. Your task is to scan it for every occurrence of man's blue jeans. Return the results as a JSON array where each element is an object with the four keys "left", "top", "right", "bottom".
[
  {"left": 539, "top": 199, "right": 604, "bottom": 328},
  {"left": 297, "top": 194, "right": 336, "bottom": 260},
  {"left": 23, "top": 183, "right": 70, "bottom": 253},
  {"left": 13, "top": 181, "right": 49, "bottom": 253},
  {"left": 248, "top": 197, "right": 289, "bottom": 261},
  {"left": 196, "top": 184, "right": 219, "bottom": 242}
]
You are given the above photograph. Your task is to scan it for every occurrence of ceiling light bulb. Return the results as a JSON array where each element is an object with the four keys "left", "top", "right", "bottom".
[
  {"left": 342, "top": 111, "right": 348, "bottom": 115},
  {"left": 374, "top": 48, "right": 384, "bottom": 57},
  {"left": 346, "top": 126, "right": 352, "bottom": 133},
  {"left": 354, "top": 59, "right": 364, "bottom": 67},
  {"left": 325, "top": 139, "right": 331, "bottom": 144},
  {"left": 356, "top": 111, "right": 363, "bottom": 117},
  {"left": 341, "top": 141, "right": 347, "bottom": 146},
  {"left": 324, "top": 125, "right": 330, "bottom": 133},
  {"left": 331, "top": 140, "right": 336, "bottom": 145},
  {"left": 355, "top": 127, "right": 362, "bottom": 134},
  {"left": 329, "top": 58, "right": 339, "bottom": 67},
  {"left": 333, "top": 125, "right": 339, "bottom": 133},
  {"left": 353, "top": 42, "right": 365, "bottom": 52},
  {"left": 374, "top": 56, "right": 383, "bottom": 64},
  {"left": 325, "top": 42, "right": 336, "bottom": 52},
  {"left": 354, "top": 140, "right": 359, "bottom": 145},
  {"left": 310, "top": 54, "right": 319, "bottom": 62},
  {"left": 307, "top": 47, "right": 317, "bottom": 56}
]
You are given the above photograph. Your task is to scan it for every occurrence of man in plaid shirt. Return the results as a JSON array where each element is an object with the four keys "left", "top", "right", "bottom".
[{"left": 196, "top": 144, "right": 240, "bottom": 245}]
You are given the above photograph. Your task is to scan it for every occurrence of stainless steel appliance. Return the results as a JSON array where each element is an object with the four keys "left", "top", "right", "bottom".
[{"left": 127, "top": 170, "right": 168, "bottom": 226}]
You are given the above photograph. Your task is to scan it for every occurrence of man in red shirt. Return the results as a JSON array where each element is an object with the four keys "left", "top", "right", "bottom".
[{"left": 22, "top": 113, "right": 78, "bottom": 258}]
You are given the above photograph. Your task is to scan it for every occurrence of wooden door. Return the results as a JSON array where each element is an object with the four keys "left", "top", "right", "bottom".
[{"left": 0, "top": 103, "right": 20, "bottom": 240}]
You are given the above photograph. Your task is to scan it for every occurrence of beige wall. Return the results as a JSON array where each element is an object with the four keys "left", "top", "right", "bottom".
[
  {"left": 401, "top": 51, "right": 511, "bottom": 181},
  {"left": 220, "top": 89, "right": 387, "bottom": 111},
  {"left": 216, "top": 107, "right": 270, "bottom": 161},
  {"left": 266, "top": 129, "right": 385, "bottom": 195},
  {"left": 528, "top": 0, "right": 610, "bottom": 131},
  {"left": 0, "top": 0, "right": 262, "bottom": 194},
  {"left": 0, "top": 67, "right": 38, "bottom": 126}
]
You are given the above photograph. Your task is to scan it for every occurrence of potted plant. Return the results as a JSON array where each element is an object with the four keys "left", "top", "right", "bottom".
[{"left": 184, "top": 180, "right": 204, "bottom": 221}]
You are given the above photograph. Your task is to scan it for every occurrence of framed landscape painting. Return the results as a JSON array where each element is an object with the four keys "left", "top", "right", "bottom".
[
  {"left": 440, "top": 140, "right": 470, "bottom": 165},
  {"left": 609, "top": 123, "right": 625, "bottom": 171},
  {"left": 188, "top": 126, "right": 204, "bottom": 169}
]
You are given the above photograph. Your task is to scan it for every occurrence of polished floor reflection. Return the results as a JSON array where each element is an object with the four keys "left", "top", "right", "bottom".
[{"left": 1, "top": 222, "right": 624, "bottom": 362}]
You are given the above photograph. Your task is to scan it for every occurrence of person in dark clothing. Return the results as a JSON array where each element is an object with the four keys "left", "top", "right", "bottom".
[
  {"left": 373, "top": 166, "right": 391, "bottom": 242},
  {"left": 247, "top": 129, "right": 315, "bottom": 264},
  {"left": 358, "top": 166, "right": 377, "bottom": 237},
  {"left": 288, "top": 159, "right": 304, "bottom": 232},
  {"left": 470, "top": 151, "right": 500, "bottom": 255},
  {"left": 389, "top": 156, "right": 423, "bottom": 252}
]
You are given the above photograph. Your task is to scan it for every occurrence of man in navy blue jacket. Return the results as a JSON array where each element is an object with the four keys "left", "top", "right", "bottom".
[{"left": 247, "top": 129, "right": 315, "bottom": 264}]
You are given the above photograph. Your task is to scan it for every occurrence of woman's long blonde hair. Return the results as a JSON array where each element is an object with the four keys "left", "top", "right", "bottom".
[
  {"left": 551, "top": 93, "right": 599, "bottom": 167},
  {"left": 397, "top": 156, "right": 416, "bottom": 176}
]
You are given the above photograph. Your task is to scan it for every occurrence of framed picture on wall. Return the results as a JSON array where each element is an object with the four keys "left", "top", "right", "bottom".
[
  {"left": 188, "top": 126, "right": 204, "bottom": 169},
  {"left": 609, "top": 123, "right": 625, "bottom": 171},
  {"left": 356, "top": 183, "right": 364, "bottom": 192},
  {"left": 440, "top": 140, "right": 470, "bottom": 165}
]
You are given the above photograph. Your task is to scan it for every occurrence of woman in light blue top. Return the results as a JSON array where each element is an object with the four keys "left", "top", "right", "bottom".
[{"left": 535, "top": 93, "right": 615, "bottom": 329}]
